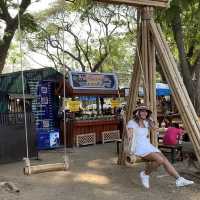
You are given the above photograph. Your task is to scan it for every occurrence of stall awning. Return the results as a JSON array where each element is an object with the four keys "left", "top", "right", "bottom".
[{"left": 0, "top": 67, "right": 63, "bottom": 94}]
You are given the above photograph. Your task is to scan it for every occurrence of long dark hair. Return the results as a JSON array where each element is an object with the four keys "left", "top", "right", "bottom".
[{"left": 133, "top": 110, "right": 155, "bottom": 128}]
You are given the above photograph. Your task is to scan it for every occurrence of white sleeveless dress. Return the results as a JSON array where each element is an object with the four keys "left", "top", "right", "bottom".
[{"left": 127, "top": 120, "right": 160, "bottom": 157}]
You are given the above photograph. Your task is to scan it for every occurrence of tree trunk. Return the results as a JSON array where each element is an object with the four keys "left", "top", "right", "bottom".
[
  {"left": 0, "top": 0, "right": 31, "bottom": 73},
  {"left": 0, "top": 47, "right": 8, "bottom": 73},
  {"left": 170, "top": 9, "right": 195, "bottom": 102},
  {"left": 193, "top": 60, "right": 200, "bottom": 115},
  {"left": 0, "top": 20, "right": 17, "bottom": 73},
  {"left": 194, "top": 80, "right": 200, "bottom": 116}
]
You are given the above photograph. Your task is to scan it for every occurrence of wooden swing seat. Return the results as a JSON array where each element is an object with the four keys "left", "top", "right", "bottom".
[
  {"left": 24, "top": 163, "right": 68, "bottom": 175},
  {"left": 115, "top": 139, "right": 147, "bottom": 164}
]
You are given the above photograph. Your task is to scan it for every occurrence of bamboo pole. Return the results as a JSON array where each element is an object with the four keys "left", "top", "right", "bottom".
[
  {"left": 150, "top": 21, "right": 200, "bottom": 143},
  {"left": 148, "top": 31, "right": 157, "bottom": 146},
  {"left": 155, "top": 48, "right": 200, "bottom": 161},
  {"left": 156, "top": 24, "right": 200, "bottom": 133},
  {"left": 149, "top": 25, "right": 199, "bottom": 137},
  {"left": 140, "top": 8, "right": 158, "bottom": 146},
  {"left": 141, "top": 8, "right": 149, "bottom": 106},
  {"left": 149, "top": 20, "right": 200, "bottom": 162},
  {"left": 155, "top": 23, "right": 200, "bottom": 160}
]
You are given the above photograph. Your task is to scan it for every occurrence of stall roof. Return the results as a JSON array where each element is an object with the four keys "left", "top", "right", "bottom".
[{"left": 0, "top": 67, "right": 63, "bottom": 94}]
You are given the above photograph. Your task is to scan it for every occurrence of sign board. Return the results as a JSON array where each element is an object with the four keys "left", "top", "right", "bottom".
[
  {"left": 111, "top": 99, "right": 120, "bottom": 108},
  {"left": 65, "top": 100, "right": 81, "bottom": 112},
  {"left": 68, "top": 72, "right": 118, "bottom": 90},
  {"left": 94, "top": 0, "right": 169, "bottom": 8},
  {"left": 124, "top": 88, "right": 129, "bottom": 97}
]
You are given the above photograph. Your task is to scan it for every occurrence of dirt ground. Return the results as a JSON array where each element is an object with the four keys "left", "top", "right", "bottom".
[{"left": 0, "top": 143, "right": 200, "bottom": 200}]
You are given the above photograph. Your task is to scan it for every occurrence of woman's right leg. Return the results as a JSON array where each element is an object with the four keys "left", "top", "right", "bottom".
[
  {"left": 160, "top": 154, "right": 180, "bottom": 178},
  {"left": 143, "top": 152, "right": 179, "bottom": 178}
]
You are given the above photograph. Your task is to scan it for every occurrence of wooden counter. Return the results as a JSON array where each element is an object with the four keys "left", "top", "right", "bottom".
[{"left": 60, "top": 117, "right": 122, "bottom": 147}]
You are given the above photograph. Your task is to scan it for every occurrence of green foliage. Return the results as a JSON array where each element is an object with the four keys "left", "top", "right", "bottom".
[
  {"left": 70, "top": 0, "right": 93, "bottom": 11},
  {"left": 102, "top": 36, "right": 134, "bottom": 72},
  {"left": 25, "top": 1, "right": 137, "bottom": 75},
  {"left": 156, "top": 0, "right": 200, "bottom": 64},
  {"left": 98, "top": 35, "right": 135, "bottom": 87},
  {"left": 20, "top": 13, "right": 39, "bottom": 33},
  {"left": 6, "top": 42, "right": 21, "bottom": 67}
]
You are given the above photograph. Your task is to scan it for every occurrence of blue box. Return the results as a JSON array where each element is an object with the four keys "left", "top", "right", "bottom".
[{"left": 36, "top": 129, "right": 60, "bottom": 150}]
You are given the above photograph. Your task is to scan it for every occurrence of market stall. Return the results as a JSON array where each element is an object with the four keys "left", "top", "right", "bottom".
[
  {"left": 120, "top": 83, "right": 181, "bottom": 126},
  {"left": 58, "top": 72, "right": 122, "bottom": 147}
]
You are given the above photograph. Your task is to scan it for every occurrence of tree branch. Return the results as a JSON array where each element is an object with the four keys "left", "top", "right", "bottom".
[
  {"left": 92, "top": 52, "right": 108, "bottom": 72},
  {"left": 0, "top": 1, "right": 11, "bottom": 21}
]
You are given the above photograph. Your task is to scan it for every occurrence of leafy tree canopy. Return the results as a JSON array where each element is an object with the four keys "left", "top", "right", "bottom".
[{"left": 24, "top": 0, "right": 137, "bottom": 77}]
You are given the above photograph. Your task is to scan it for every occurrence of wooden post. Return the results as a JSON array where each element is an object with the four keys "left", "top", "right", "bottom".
[
  {"left": 148, "top": 32, "right": 157, "bottom": 145},
  {"left": 140, "top": 7, "right": 158, "bottom": 146},
  {"left": 141, "top": 8, "right": 149, "bottom": 106}
]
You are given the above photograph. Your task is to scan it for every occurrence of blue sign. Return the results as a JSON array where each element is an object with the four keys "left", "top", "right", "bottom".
[{"left": 79, "top": 96, "right": 96, "bottom": 101}]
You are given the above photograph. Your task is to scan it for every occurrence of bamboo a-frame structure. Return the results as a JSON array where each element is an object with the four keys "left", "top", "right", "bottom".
[{"left": 95, "top": 0, "right": 200, "bottom": 164}]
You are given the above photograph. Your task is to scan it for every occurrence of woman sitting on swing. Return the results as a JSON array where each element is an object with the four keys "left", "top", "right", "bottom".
[{"left": 127, "top": 104, "right": 194, "bottom": 189}]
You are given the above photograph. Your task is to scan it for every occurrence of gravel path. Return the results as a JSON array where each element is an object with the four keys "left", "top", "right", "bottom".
[{"left": 0, "top": 143, "right": 199, "bottom": 200}]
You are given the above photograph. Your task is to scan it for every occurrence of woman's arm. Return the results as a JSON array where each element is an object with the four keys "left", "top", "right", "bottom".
[
  {"left": 126, "top": 120, "right": 135, "bottom": 142},
  {"left": 148, "top": 119, "right": 159, "bottom": 132},
  {"left": 127, "top": 128, "right": 133, "bottom": 142}
]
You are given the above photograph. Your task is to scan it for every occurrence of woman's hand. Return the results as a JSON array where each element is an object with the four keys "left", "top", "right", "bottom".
[
  {"left": 151, "top": 126, "right": 159, "bottom": 132},
  {"left": 127, "top": 128, "right": 133, "bottom": 142}
]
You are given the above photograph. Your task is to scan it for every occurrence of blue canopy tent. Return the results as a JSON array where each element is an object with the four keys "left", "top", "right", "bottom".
[
  {"left": 139, "top": 83, "right": 171, "bottom": 96},
  {"left": 155, "top": 83, "right": 171, "bottom": 96}
]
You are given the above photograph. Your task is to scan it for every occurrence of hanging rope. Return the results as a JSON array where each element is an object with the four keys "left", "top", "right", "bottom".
[
  {"left": 17, "top": 0, "right": 31, "bottom": 173},
  {"left": 17, "top": 0, "right": 69, "bottom": 174},
  {"left": 136, "top": 44, "right": 148, "bottom": 99},
  {"left": 61, "top": 11, "right": 70, "bottom": 169}
]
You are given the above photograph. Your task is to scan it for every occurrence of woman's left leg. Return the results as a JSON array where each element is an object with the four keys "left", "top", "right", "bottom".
[
  {"left": 145, "top": 161, "right": 161, "bottom": 175},
  {"left": 160, "top": 153, "right": 179, "bottom": 178},
  {"left": 143, "top": 152, "right": 179, "bottom": 178}
]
